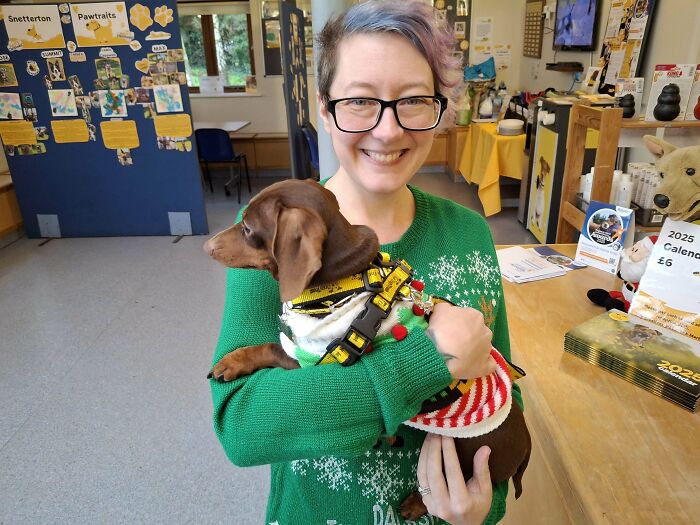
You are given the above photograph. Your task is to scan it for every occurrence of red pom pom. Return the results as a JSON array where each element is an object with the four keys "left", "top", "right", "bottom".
[
  {"left": 412, "top": 304, "right": 425, "bottom": 316},
  {"left": 411, "top": 280, "right": 425, "bottom": 291},
  {"left": 391, "top": 324, "right": 408, "bottom": 341},
  {"left": 364, "top": 343, "right": 373, "bottom": 354}
]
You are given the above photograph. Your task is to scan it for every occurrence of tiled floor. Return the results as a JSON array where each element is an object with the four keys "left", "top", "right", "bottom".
[{"left": 0, "top": 170, "right": 536, "bottom": 524}]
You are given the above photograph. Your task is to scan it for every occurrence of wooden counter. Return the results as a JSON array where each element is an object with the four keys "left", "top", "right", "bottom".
[{"left": 499, "top": 245, "right": 699, "bottom": 524}]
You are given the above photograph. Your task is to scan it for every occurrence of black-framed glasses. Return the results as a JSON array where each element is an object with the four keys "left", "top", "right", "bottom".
[{"left": 326, "top": 94, "right": 448, "bottom": 133}]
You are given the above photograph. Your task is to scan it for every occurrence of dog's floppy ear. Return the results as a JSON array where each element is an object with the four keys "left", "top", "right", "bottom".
[
  {"left": 643, "top": 135, "right": 676, "bottom": 159},
  {"left": 272, "top": 206, "right": 328, "bottom": 302}
]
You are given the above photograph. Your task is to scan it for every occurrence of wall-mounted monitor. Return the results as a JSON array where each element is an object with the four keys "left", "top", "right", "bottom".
[{"left": 553, "top": 0, "right": 600, "bottom": 51}]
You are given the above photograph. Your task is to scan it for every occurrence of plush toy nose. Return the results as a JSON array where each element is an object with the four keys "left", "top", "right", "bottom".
[{"left": 653, "top": 194, "right": 669, "bottom": 209}]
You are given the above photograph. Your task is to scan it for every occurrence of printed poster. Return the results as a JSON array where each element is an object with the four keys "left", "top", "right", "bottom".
[
  {"left": 574, "top": 200, "right": 635, "bottom": 274},
  {"left": 3, "top": 5, "right": 66, "bottom": 50},
  {"left": 71, "top": 2, "right": 131, "bottom": 47},
  {"left": 527, "top": 127, "right": 558, "bottom": 243},
  {"left": 630, "top": 220, "right": 700, "bottom": 342}
]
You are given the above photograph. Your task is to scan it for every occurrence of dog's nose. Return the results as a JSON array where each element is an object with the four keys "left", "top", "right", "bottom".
[
  {"left": 203, "top": 239, "right": 216, "bottom": 256},
  {"left": 653, "top": 194, "right": 669, "bottom": 209}
]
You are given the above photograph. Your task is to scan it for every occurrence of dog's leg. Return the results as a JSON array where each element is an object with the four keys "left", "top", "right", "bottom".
[
  {"left": 208, "top": 343, "right": 299, "bottom": 382},
  {"left": 512, "top": 434, "right": 531, "bottom": 499}
]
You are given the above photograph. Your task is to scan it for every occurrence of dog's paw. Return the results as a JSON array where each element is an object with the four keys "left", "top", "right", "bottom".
[
  {"left": 207, "top": 353, "right": 250, "bottom": 382},
  {"left": 397, "top": 491, "right": 428, "bottom": 520}
]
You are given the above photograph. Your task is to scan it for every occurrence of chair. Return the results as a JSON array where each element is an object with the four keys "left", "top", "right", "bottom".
[
  {"left": 194, "top": 128, "right": 251, "bottom": 202},
  {"left": 301, "top": 122, "right": 319, "bottom": 180}
]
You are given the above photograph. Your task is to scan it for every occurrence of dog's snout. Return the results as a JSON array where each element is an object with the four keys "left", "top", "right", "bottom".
[
  {"left": 653, "top": 194, "right": 669, "bottom": 209},
  {"left": 203, "top": 239, "right": 216, "bottom": 256}
]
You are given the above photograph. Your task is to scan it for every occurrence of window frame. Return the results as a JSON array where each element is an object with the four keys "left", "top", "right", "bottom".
[{"left": 181, "top": 12, "right": 256, "bottom": 94}]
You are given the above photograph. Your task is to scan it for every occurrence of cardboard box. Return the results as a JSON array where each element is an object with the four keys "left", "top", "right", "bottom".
[{"left": 644, "top": 64, "right": 696, "bottom": 122}]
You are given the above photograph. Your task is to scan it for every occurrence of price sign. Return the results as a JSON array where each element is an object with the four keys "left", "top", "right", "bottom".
[{"left": 630, "top": 219, "right": 700, "bottom": 342}]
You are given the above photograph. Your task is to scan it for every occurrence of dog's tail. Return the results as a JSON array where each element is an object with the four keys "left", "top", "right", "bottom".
[{"left": 512, "top": 443, "right": 531, "bottom": 499}]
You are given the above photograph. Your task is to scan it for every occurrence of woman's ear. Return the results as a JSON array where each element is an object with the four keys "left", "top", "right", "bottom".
[{"left": 318, "top": 93, "right": 333, "bottom": 134}]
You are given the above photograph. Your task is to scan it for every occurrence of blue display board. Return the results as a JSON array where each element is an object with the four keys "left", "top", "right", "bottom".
[{"left": 0, "top": 1, "right": 207, "bottom": 237}]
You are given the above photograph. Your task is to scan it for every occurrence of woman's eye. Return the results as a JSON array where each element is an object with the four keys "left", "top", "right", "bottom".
[{"left": 349, "top": 98, "right": 369, "bottom": 106}]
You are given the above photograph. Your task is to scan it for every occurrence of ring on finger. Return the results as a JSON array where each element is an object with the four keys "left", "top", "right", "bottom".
[{"left": 417, "top": 484, "right": 431, "bottom": 496}]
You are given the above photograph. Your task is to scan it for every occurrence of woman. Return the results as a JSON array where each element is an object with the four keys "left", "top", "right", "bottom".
[{"left": 210, "top": 2, "right": 522, "bottom": 523}]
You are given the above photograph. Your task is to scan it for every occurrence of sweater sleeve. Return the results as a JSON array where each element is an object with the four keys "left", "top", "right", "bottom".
[{"left": 210, "top": 267, "right": 454, "bottom": 467}]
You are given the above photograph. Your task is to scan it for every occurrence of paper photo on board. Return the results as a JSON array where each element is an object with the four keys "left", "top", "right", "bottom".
[
  {"left": 3, "top": 5, "right": 66, "bottom": 50},
  {"left": 98, "top": 89, "right": 128, "bottom": 117},
  {"left": 153, "top": 84, "right": 183, "bottom": 113},
  {"left": 71, "top": 2, "right": 132, "bottom": 47},
  {"left": 0, "top": 93, "right": 23, "bottom": 120},
  {"left": 48, "top": 89, "right": 79, "bottom": 117},
  {"left": 0, "top": 64, "right": 19, "bottom": 88},
  {"left": 95, "top": 57, "right": 123, "bottom": 80},
  {"left": 46, "top": 57, "right": 66, "bottom": 82}
]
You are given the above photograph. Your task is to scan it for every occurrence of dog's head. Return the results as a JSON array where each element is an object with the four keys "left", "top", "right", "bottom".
[
  {"left": 537, "top": 157, "right": 550, "bottom": 188},
  {"left": 86, "top": 20, "right": 101, "bottom": 32},
  {"left": 204, "top": 179, "right": 380, "bottom": 301},
  {"left": 643, "top": 135, "right": 700, "bottom": 222}
]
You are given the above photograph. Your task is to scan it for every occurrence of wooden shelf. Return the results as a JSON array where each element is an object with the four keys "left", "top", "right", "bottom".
[
  {"left": 545, "top": 63, "right": 584, "bottom": 73},
  {"left": 621, "top": 119, "right": 700, "bottom": 129},
  {"left": 555, "top": 104, "right": 697, "bottom": 243}
]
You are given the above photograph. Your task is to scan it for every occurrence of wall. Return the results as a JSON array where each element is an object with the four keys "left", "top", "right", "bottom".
[{"left": 470, "top": 0, "right": 525, "bottom": 91}]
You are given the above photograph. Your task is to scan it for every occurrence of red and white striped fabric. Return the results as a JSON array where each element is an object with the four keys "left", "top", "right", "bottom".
[{"left": 404, "top": 349, "right": 513, "bottom": 438}]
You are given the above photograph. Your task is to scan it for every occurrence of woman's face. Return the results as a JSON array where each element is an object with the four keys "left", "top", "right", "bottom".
[{"left": 319, "top": 33, "right": 437, "bottom": 196}]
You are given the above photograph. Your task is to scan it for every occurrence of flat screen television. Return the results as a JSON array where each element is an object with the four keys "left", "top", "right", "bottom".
[{"left": 553, "top": 0, "right": 600, "bottom": 51}]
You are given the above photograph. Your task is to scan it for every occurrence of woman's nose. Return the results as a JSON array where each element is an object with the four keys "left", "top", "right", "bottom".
[{"left": 371, "top": 107, "right": 404, "bottom": 140}]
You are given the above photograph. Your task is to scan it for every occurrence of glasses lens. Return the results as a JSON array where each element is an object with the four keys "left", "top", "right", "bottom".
[
  {"left": 334, "top": 99, "right": 382, "bottom": 132},
  {"left": 396, "top": 97, "right": 441, "bottom": 130}
]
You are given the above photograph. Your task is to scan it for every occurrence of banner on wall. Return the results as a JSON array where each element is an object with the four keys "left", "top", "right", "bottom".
[
  {"left": 3, "top": 5, "right": 66, "bottom": 50},
  {"left": 70, "top": 2, "right": 132, "bottom": 47}
]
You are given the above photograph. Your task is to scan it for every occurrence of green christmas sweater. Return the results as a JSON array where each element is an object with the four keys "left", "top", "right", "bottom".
[{"left": 210, "top": 184, "right": 523, "bottom": 525}]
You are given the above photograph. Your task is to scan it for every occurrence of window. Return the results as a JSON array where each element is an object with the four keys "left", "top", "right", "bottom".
[{"left": 178, "top": 2, "right": 255, "bottom": 92}]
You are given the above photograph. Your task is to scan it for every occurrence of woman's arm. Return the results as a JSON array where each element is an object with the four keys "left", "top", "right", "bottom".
[{"left": 210, "top": 267, "right": 454, "bottom": 467}]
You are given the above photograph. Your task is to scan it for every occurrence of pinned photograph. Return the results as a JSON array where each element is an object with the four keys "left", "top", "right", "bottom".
[
  {"left": 140, "top": 76, "right": 154, "bottom": 88},
  {"left": 46, "top": 58, "right": 66, "bottom": 82},
  {"left": 0, "top": 92, "right": 22, "bottom": 120},
  {"left": 176, "top": 72, "right": 187, "bottom": 85},
  {"left": 67, "top": 75, "right": 84, "bottom": 95},
  {"left": 117, "top": 147, "right": 133, "bottom": 166},
  {"left": 17, "top": 143, "right": 47, "bottom": 156},
  {"left": 167, "top": 49, "right": 184, "bottom": 62},
  {"left": 454, "top": 21, "right": 466, "bottom": 40},
  {"left": 134, "top": 87, "right": 151, "bottom": 103},
  {"left": 142, "top": 102, "right": 156, "bottom": 119},
  {"left": 35, "top": 126, "right": 50, "bottom": 140},
  {"left": 0, "top": 64, "right": 19, "bottom": 87},
  {"left": 124, "top": 88, "right": 137, "bottom": 105},
  {"left": 3, "top": 4, "right": 66, "bottom": 49},
  {"left": 26, "top": 61, "right": 40, "bottom": 76},
  {"left": 152, "top": 73, "right": 169, "bottom": 86},
  {"left": 153, "top": 84, "right": 183, "bottom": 113},
  {"left": 48, "top": 89, "right": 78, "bottom": 117},
  {"left": 95, "top": 57, "right": 123, "bottom": 80},
  {"left": 165, "top": 62, "right": 177, "bottom": 74},
  {"left": 98, "top": 89, "right": 128, "bottom": 117}
]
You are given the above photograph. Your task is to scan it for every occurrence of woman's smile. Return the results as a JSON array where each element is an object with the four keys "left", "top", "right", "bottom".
[{"left": 361, "top": 148, "right": 408, "bottom": 165}]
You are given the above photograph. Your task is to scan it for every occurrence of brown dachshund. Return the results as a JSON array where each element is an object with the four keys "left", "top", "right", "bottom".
[{"left": 205, "top": 179, "right": 530, "bottom": 519}]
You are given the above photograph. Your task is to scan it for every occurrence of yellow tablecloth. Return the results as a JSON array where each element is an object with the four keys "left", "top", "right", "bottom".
[{"left": 457, "top": 122, "right": 526, "bottom": 216}]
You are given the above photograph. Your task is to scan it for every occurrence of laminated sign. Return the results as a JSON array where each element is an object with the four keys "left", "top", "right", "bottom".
[
  {"left": 575, "top": 200, "right": 635, "bottom": 274},
  {"left": 630, "top": 219, "right": 700, "bottom": 342}
]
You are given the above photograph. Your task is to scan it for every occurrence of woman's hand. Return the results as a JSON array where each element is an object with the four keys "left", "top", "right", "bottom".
[
  {"left": 417, "top": 434, "right": 493, "bottom": 525},
  {"left": 426, "top": 302, "right": 496, "bottom": 379}
]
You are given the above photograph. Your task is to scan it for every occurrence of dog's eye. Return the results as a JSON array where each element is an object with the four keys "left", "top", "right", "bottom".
[{"left": 687, "top": 168, "right": 696, "bottom": 176}]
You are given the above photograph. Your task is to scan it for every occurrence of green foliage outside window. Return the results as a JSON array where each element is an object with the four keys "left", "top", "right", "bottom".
[{"left": 178, "top": 13, "right": 252, "bottom": 88}]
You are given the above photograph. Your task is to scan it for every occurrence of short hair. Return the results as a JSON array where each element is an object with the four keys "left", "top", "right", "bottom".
[{"left": 316, "top": 0, "right": 463, "bottom": 122}]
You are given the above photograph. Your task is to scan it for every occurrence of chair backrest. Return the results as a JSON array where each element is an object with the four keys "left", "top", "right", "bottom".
[
  {"left": 195, "top": 128, "right": 235, "bottom": 162},
  {"left": 301, "top": 122, "right": 319, "bottom": 170}
]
